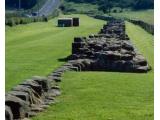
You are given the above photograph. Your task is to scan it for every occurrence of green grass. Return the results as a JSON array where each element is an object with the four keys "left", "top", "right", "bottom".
[
  {"left": 5, "top": 14, "right": 106, "bottom": 91},
  {"left": 6, "top": 14, "right": 153, "bottom": 119},
  {"left": 32, "top": 22, "right": 153, "bottom": 120},
  {"left": 111, "top": 9, "right": 154, "bottom": 25},
  {"left": 33, "top": 72, "right": 153, "bottom": 120}
]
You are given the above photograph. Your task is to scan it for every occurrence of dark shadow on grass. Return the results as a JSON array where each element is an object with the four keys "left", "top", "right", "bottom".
[{"left": 58, "top": 55, "right": 72, "bottom": 62}]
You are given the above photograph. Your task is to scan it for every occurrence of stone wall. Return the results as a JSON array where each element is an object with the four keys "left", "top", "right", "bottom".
[
  {"left": 69, "top": 20, "right": 151, "bottom": 72},
  {"left": 89, "top": 15, "right": 154, "bottom": 35},
  {"left": 5, "top": 20, "right": 151, "bottom": 120},
  {"left": 128, "top": 19, "right": 154, "bottom": 35},
  {"left": 5, "top": 63, "right": 82, "bottom": 120}
]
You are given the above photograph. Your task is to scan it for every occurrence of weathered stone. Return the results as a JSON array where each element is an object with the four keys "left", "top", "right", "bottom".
[
  {"left": 32, "top": 76, "right": 50, "bottom": 92},
  {"left": 48, "top": 76, "right": 61, "bottom": 82},
  {"left": 68, "top": 20, "right": 150, "bottom": 72},
  {"left": 135, "top": 66, "right": 149, "bottom": 73},
  {"left": 69, "top": 54, "right": 79, "bottom": 60},
  {"left": 74, "top": 37, "right": 85, "bottom": 42},
  {"left": 69, "top": 66, "right": 79, "bottom": 71},
  {"left": 8, "top": 91, "right": 30, "bottom": 104},
  {"left": 27, "top": 111, "right": 37, "bottom": 117},
  {"left": 31, "top": 107, "right": 44, "bottom": 112},
  {"left": 50, "top": 73, "right": 61, "bottom": 77},
  {"left": 121, "top": 54, "right": 133, "bottom": 60},
  {"left": 5, "top": 94, "right": 29, "bottom": 119},
  {"left": 12, "top": 85, "right": 41, "bottom": 105},
  {"left": 22, "top": 118, "right": 31, "bottom": 120},
  {"left": 122, "top": 42, "right": 134, "bottom": 51},
  {"left": 20, "top": 80, "right": 43, "bottom": 97},
  {"left": 5, "top": 106, "right": 13, "bottom": 120}
]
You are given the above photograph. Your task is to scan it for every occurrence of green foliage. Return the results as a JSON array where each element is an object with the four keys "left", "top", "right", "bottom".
[
  {"left": 6, "top": 0, "right": 37, "bottom": 9},
  {"left": 133, "top": 0, "right": 154, "bottom": 10},
  {"left": 98, "top": 0, "right": 113, "bottom": 13},
  {"left": 42, "top": 16, "right": 48, "bottom": 22},
  {"left": 6, "top": 19, "right": 16, "bottom": 26},
  {"left": 64, "top": 0, "right": 154, "bottom": 11},
  {"left": 60, "top": 1, "right": 103, "bottom": 15},
  {"left": 5, "top": 9, "right": 60, "bottom": 26},
  {"left": 112, "top": 9, "right": 117, "bottom": 13}
]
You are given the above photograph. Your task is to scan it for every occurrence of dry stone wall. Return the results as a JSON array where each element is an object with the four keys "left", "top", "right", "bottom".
[
  {"left": 68, "top": 20, "right": 151, "bottom": 73},
  {"left": 128, "top": 19, "right": 154, "bottom": 35},
  {"left": 5, "top": 20, "right": 151, "bottom": 120},
  {"left": 5, "top": 63, "right": 82, "bottom": 120}
]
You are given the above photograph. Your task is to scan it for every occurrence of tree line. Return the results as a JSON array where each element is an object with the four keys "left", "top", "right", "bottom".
[
  {"left": 6, "top": 0, "right": 154, "bottom": 11},
  {"left": 66, "top": 0, "right": 154, "bottom": 11},
  {"left": 6, "top": 0, "right": 37, "bottom": 9}
]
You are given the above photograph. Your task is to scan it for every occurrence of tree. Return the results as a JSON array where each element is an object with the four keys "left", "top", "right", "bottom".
[
  {"left": 133, "top": 0, "right": 154, "bottom": 10},
  {"left": 6, "top": 0, "right": 37, "bottom": 9},
  {"left": 98, "top": 0, "right": 112, "bottom": 13},
  {"left": 64, "top": 0, "right": 154, "bottom": 10}
]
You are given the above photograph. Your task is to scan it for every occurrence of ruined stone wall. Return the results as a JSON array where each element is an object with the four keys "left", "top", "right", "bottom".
[
  {"left": 5, "top": 62, "right": 82, "bottom": 120},
  {"left": 128, "top": 19, "right": 154, "bottom": 35},
  {"left": 5, "top": 20, "right": 151, "bottom": 120},
  {"left": 89, "top": 15, "right": 154, "bottom": 35},
  {"left": 69, "top": 20, "right": 151, "bottom": 72}
]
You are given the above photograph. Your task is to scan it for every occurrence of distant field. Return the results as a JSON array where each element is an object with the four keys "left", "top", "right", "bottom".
[
  {"left": 5, "top": 14, "right": 106, "bottom": 90},
  {"left": 111, "top": 9, "right": 154, "bottom": 25},
  {"left": 33, "top": 22, "right": 153, "bottom": 120},
  {"left": 62, "top": 1, "right": 99, "bottom": 14}
]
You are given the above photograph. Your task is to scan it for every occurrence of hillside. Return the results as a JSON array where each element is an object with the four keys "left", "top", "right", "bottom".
[
  {"left": 64, "top": 0, "right": 154, "bottom": 11},
  {"left": 60, "top": 0, "right": 154, "bottom": 21},
  {"left": 111, "top": 9, "right": 154, "bottom": 25},
  {"left": 6, "top": 0, "right": 154, "bottom": 11}
]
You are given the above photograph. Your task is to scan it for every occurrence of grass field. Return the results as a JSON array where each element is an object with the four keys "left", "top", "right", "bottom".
[
  {"left": 32, "top": 21, "right": 154, "bottom": 120},
  {"left": 6, "top": 14, "right": 153, "bottom": 120},
  {"left": 111, "top": 9, "right": 154, "bottom": 25},
  {"left": 5, "top": 14, "right": 106, "bottom": 91}
]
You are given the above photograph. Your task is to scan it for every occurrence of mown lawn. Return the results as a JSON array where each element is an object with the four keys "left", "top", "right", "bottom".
[
  {"left": 5, "top": 14, "right": 106, "bottom": 91},
  {"left": 32, "top": 22, "right": 154, "bottom": 119},
  {"left": 111, "top": 9, "right": 154, "bottom": 25}
]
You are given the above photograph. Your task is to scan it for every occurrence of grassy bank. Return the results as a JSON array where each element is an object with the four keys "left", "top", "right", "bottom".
[{"left": 111, "top": 9, "right": 154, "bottom": 25}]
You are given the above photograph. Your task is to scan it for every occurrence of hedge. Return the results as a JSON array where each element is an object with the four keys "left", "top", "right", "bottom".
[{"left": 5, "top": 9, "right": 59, "bottom": 27}]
